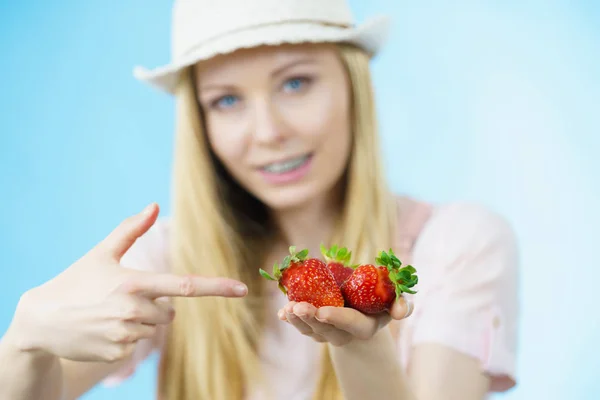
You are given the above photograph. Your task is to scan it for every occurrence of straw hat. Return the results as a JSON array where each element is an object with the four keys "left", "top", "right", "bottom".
[{"left": 133, "top": 0, "right": 391, "bottom": 94}]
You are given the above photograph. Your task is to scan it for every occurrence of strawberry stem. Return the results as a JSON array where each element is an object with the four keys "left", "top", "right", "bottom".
[
  {"left": 259, "top": 268, "right": 276, "bottom": 281},
  {"left": 288, "top": 246, "right": 309, "bottom": 264},
  {"left": 375, "top": 249, "right": 419, "bottom": 296},
  {"left": 259, "top": 246, "right": 311, "bottom": 296},
  {"left": 320, "top": 243, "right": 352, "bottom": 265}
]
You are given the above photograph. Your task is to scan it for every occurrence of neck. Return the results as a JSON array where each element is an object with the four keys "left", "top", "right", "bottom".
[{"left": 271, "top": 188, "right": 343, "bottom": 255}]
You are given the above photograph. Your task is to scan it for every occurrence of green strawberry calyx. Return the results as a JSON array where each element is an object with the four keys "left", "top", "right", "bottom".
[
  {"left": 259, "top": 246, "right": 309, "bottom": 295},
  {"left": 375, "top": 248, "right": 419, "bottom": 297},
  {"left": 320, "top": 243, "right": 352, "bottom": 265}
]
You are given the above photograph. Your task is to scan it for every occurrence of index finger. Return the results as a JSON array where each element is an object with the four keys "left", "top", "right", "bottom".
[{"left": 117, "top": 272, "right": 248, "bottom": 299}]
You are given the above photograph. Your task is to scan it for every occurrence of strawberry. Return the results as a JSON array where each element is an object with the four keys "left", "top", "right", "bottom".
[
  {"left": 341, "top": 249, "right": 418, "bottom": 314},
  {"left": 259, "top": 246, "right": 345, "bottom": 308},
  {"left": 320, "top": 244, "right": 354, "bottom": 287}
]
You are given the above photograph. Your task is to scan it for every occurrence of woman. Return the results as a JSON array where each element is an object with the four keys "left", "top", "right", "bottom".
[{"left": 0, "top": 1, "right": 520, "bottom": 399}]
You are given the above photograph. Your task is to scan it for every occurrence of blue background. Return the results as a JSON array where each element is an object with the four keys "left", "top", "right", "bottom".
[{"left": 1, "top": 1, "right": 598, "bottom": 399}]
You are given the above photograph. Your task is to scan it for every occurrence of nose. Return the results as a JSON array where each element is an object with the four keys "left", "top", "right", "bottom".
[{"left": 251, "top": 98, "right": 288, "bottom": 145}]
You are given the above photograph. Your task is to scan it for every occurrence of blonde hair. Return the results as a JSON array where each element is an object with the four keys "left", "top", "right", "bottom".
[{"left": 158, "top": 43, "right": 396, "bottom": 400}]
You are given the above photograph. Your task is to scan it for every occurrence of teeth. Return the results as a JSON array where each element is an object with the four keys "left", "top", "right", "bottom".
[{"left": 263, "top": 155, "right": 309, "bottom": 173}]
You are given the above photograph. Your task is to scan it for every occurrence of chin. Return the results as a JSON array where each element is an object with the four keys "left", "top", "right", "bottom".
[{"left": 256, "top": 184, "right": 322, "bottom": 211}]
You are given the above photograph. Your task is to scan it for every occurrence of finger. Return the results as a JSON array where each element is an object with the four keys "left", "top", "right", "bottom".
[
  {"left": 103, "top": 342, "right": 137, "bottom": 363},
  {"left": 284, "top": 302, "right": 312, "bottom": 335},
  {"left": 315, "top": 306, "right": 387, "bottom": 340},
  {"left": 105, "top": 321, "right": 157, "bottom": 344},
  {"left": 284, "top": 302, "right": 319, "bottom": 337},
  {"left": 389, "top": 295, "right": 413, "bottom": 321},
  {"left": 293, "top": 303, "right": 352, "bottom": 346},
  {"left": 111, "top": 294, "right": 175, "bottom": 325},
  {"left": 117, "top": 272, "right": 248, "bottom": 299},
  {"left": 97, "top": 203, "right": 159, "bottom": 260},
  {"left": 277, "top": 308, "right": 288, "bottom": 322},
  {"left": 279, "top": 307, "right": 327, "bottom": 343},
  {"left": 293, "top": 303, "right": 336, "bottom": 335}
]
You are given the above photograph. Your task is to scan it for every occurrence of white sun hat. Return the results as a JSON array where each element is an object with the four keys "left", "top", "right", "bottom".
[{"left": 133, "top": 0, "right": 391, "bottom": 94}]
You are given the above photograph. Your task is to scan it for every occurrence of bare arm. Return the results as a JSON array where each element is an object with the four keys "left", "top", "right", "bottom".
[
  {"left": 0, "top": 329, "right": 63, "bottom": 400},
  {"left": 60, "top": 359, "right": 130, "bottom": 400},
  {"left": 328, "top": 329, "right": 416, "bottom": 400},
  {"left": 329, "top": 330, "right": 490, "bottom": 400},
  {"left": 409, "top": 343, "right": 490, "bottom": 400},
  {"left": 282, "top": 299, "right": 494, "bottom": 400},
  {"left": 0, "top": 326, "right": 130, "bottom": 400}
]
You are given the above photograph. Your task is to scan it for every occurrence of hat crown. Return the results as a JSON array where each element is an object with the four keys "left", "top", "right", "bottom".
[{"left": 171, "top": 0, "right": 355, "bottom": 57}]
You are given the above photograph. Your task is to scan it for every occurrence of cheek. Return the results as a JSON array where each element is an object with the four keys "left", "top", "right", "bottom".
[
  {"left": 283, "top": 85, "right": 351, "bottom": 147},
  {"left": 303, "top": 86, "right": 351, "bottom": 165},
  {"left": 205, "top": 116, "right": 249, "bottom": 172},
  {"left": 316, "top": 86, "right": 352, "bottom": 183},
  {"left": 320, "top": 110, "right": 352, "bottom": 178}
]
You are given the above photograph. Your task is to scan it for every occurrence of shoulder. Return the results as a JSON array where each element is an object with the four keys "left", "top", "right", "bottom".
[
  {"left": 120, "top": 216, "right": 172, "bottom": 273},
  {"left": 394, "top": 195, "right": 517, "bottom": 256},
  {"left": 396, "top": 196, "right": 520, "bottom": 284},
  {"left": 418, "top": 201, "right": 517, "bottom": 251},
  {"left": 409, "top": 199, "right": 520, "bottom": 300}
]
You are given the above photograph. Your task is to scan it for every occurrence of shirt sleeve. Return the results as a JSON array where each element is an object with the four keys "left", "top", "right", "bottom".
[
  {"left": 401, "top": 202, "right": 520, "bottom": 392},
  {"left": 101, "top": 217, "right": 171, "bottom": 387}
]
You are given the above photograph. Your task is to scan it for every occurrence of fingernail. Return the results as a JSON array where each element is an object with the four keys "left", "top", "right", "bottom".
[
  {"left": 315, "top": 312, "right": 327, "bottom": 323},
  {"left": 234, "top": 284, "right": 248, "bottom": 296},
  {"left": 142, "top": 203, "right": 155, "bottom": 216},
  {"left": 404, "top": 300, "right": 414, "bottom": 319}
]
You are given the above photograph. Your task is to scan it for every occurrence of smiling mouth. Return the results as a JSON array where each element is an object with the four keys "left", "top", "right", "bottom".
[{"left": 260, "top": 154, "right": 312, "bottom": 174}]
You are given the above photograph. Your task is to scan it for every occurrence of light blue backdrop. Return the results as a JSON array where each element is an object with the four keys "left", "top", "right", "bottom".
[{"left": 1, "top": 1, "right": 598, "bottom": 399}]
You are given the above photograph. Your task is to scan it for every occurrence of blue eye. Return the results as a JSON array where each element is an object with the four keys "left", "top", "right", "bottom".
[
  {"left": 215, "top": 95, "right": 238, "bottom": 109},
  {"left": 283, "top": 77, "right": 309, "bottom": 92}
]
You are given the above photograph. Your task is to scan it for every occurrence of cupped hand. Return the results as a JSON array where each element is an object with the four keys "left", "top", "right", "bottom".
[
  {"left": 278, "top": 297, "right": 413, "bottom": 346},
  {"left": 7, "top": 203, "right": 248, "bottom": 363}
]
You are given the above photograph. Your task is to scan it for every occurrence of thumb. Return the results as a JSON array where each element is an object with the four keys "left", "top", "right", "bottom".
[{"left": 97, "top": 202, "right": 160, "bottom": 260}]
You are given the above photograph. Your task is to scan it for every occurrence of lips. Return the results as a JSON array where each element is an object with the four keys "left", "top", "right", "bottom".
[
  {"left": 260, "top": 153, "right": 312, "bottom": 174},
  {"left": 257, "top": 153, "right": 314, "bottom": 184}
]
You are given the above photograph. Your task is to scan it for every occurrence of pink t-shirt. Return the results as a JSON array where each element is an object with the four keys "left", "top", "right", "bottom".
[{"left": 102, "top": 197, "right": 519, "bottom": 398}]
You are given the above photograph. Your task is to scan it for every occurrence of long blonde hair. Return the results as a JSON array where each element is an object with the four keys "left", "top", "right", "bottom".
[{"left": 157, "top": 43, "right": 397, "bottom": 400}]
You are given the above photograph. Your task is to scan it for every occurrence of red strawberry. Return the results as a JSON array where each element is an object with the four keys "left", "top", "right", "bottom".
[
  {"left": 341, "top": 249, "right": 418, "bottom": 314},
  {"left": 260, "top": 246, "right": 345, "bottom": 308},
  {"left": 320, "top": 244, "right": 354, "bottom": 287}
]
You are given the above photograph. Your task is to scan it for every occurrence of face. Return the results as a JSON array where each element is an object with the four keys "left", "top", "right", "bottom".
[{"left": 194, "top": 43, "right": 352, "bottom": 211}]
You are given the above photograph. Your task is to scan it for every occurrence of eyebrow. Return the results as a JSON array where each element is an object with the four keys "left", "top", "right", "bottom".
[
  {"left": 199, "top": 56, "right": 318, "bottom": 93},
  {"left": 271, "top": 56, "right": 318, "bottom": 77}
]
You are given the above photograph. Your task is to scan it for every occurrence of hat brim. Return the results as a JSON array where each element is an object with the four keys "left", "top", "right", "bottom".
[{"left": 133, "top": 15, "right": 391, "bottom": 94}]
